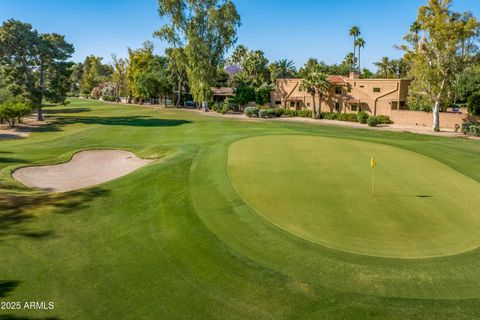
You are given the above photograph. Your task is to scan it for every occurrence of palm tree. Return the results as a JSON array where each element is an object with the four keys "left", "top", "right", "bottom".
[
  {"left": 374, "top": 57, "right": 393, "bottom": 78},
  {"left": 276, "top": 59, "right": 296, "bottom": 78},
  {"left": 343, "top": 53, "right": 357, "bottom": 70},
  {"left": 302, "top": 71, "right": 330, "bottom": 119},
  {"left": 355, "top": 38, "right": 366, "bottom": 71},
  {"left": 315, "top": 73, "right": 330, "bottom": 119},
  {"left": 349, "top": 26, "right": 361, "bottom": 71}
]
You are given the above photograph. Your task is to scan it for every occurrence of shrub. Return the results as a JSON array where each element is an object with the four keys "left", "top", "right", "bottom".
[
  {"left": 0, "top": 97, "right": 32, "bottom": 127},
  {"left": 211, "top": 102, "right": 223, "bottom": 113},
  {"left": 467, "top": 93, "right": 480, "bottom": 116},
  {"left": 462, "top": 119, "right": 480, "bottom": 136},
  {"left": 271, "top": 108, "right": 284, "bottom": 117},
  {"left": 259, "top": 109, "right": 276, "bottom": 118},
  {"left": 375, "top": 115, "right": 393, "bottom": 124},
  {"left": 321, "top": 112, "right": 357, "bottom": 122},
  {"left": 357, "top": 111, "right": 369, "bottom": 124},
  {"left": 367, "top": 116, "right": 380, "bottom": 127},
  {"left": 244, "top": 106, "right": 259, "bottom": 117},
  {"left": 280, "top": 109, "right": 312, "bottom": 118}
]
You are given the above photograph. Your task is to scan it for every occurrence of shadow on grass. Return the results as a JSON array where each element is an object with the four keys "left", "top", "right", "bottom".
[
  {"left": 44, "top": 108, "right": 91, "bottom": 115},
  {"left": 0, "top": 315, "right": 60, "bottom": 320},
  {"left": 0, "top": 280, "right": 19, "bottom": 298},
  {"left": 0, "top": 134, "right": 25, "bottom": 140},
  {"left": 0, "top": 187, "right": 109, "bottom": 241},
  {"left": 0, "top": 157, "right": 29, "bottom": 164},
  {"left": 53, "top": 115, "right": 191, "bottom": 127}
]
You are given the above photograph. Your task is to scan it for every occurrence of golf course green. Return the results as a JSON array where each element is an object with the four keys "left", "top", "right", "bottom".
[
  {"left": 228, "top": 135, "right": 480, "bottom": 258},
  {"left": 2, "top": 99, "right": 480, "bottom": 319}
]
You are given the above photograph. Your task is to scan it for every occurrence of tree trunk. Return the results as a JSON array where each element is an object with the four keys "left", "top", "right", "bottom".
[
  {"left": 164, "top": 96, "right": 168, "bottom": 108},
  {"left": 36, "top": 107, "right": 43, "bottom": 121},
  {"left": 433, "top": 100, "right": 440, "bottom": 132},
  {"left": 312, "top": 93, "right": 317, "bottom": 119},
  {"left": 202, "top": 101, "right": 209, "bottom": 112},
  {"left": 316, "top": 94, "right": 322, "bottom": 119},
  {"left": 37, "top": 61, "right": 45, "bottom": 121},
  {"left": 176, "top": 79, "right": 182, "bottom": 108},
  {"left": 358, "top": 49, "right": 361, "bottom": 71}
]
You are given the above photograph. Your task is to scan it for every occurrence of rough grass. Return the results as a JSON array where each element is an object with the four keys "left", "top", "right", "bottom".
[{"left": 0, "top": 99, "right": 480, "bottom": 319}]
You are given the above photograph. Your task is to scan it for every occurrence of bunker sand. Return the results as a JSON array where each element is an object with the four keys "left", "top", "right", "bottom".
[{"left": 13, "top": 150, "right": 152, "bottom": 192}]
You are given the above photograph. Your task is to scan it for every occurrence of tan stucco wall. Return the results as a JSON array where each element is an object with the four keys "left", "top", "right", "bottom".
[
  {"left": 390, "top": 110, "right": 475, "bottom": 129},
  {"left": 273, "top": 78, "right": 411, "bottom": 116}
]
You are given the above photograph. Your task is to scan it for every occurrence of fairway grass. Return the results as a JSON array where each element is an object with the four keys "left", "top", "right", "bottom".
[
  {"left": 228, "top": 135, "right": 480, "bottom": 258},
  {"left": 1, "top": 99, "right": 480, "bottom": 319}
]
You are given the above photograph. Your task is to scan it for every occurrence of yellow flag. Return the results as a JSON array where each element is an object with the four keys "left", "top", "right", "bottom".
[{"left": 370, "top": 157, "right": 377, "bottom": 168}]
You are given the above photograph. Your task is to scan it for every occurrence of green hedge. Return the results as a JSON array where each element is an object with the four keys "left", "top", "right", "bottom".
[
  {"left": 462, "top": 119, "right": 480, "bottom": 136},
  {"left": 357, "top": 111, "right": 369, "bottom": 124},
  {"left": 282, "top": 109, "right": 313, "bottom": 118},
  {"left": 320, "top": 112, "right": 358, "bottom": 122}
]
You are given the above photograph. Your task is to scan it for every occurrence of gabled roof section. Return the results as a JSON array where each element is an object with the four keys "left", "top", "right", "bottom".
[
  {"left": 211, "top": 87, "right": 234, "bottom": 96},
  {"left": 327, "top": 75, "right": 347, "bottom": 85}
]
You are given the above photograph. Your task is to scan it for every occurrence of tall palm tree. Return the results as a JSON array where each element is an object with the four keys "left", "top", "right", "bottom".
[
  {"left": 349, "top": 26, "right": 361, "bottom": 71},
  {"left": 374, "top": 57, "right": 393, "bottom": 78},
  {"left": 355, "top": 38, "right": 366, "bottom": 71}
]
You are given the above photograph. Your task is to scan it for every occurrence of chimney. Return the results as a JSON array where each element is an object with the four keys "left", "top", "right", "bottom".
[{"left": 349, "top": 72, "right": 360, "bottom": 79}]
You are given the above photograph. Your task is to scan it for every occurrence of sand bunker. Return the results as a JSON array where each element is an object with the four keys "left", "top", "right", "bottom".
[{"left": 13, "top": 150, "right": 153, "bottom": 192}]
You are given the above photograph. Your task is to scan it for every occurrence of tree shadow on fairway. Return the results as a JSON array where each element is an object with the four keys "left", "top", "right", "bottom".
[
  {"left": 44, "top": 107, "right": 92, "bottom": 115},
  {"left": 373, "top": 193, "right": 433, "bottom": 198},
  {"left": 0, "top": 280, "right": 20, "bottom": 298},
  {"left": 53, "top": 115, "right": 191, "bottom": 127},
  {"left": 0, "top": 157, "right": 29, "bottom": 164},
  {"left": 0, "top": 315, "right": 60, "bottom": 320},
  {"left": 0, "top": 187, "right": 109, "bottom": 241}
]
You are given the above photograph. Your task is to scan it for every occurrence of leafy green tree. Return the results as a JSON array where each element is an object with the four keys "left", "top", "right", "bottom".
[
  {"left": 467, "top": 93, "right": 480, "bottom": 115},
  {"left": 241, "top": 50, "right": 270, "bottom": 87},
  {"left": 69, "top": 62, "right": 83, "bottom": 94},
  {"left": 0, "top": 96, "right": 32, "bottom": 127},
  {"left": 165, "top": 47, "right": 187, "bottom": 107},
  {"left": 235, "top": 85, "right": 256, "bottom": 106},
  {"left": 0, "top": 19, "right": 74, "bottom": 120},
  {"left": 400, "top": 0, "right": 480, "bottom": 131},
  {"left": 111, "top": 54, "right": 128, "bottom": 99},
  {"left": 455, "top": 65, "right": 480, "bottom": 102},
  {"left": 80, "top": 55, "right": 112, "bottom": 95},
  {"left": 156, "top": 0, "right": 241, "bottom": 111}
]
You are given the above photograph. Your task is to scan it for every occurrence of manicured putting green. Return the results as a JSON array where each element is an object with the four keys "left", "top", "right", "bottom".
[{"left": 228, "top": 135, "right": 480, "bottom": 258}]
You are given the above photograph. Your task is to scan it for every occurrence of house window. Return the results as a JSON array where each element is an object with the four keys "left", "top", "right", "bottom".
[
  {"left": 373, "top": 87, "right": 381, "bottom": 93},
  {"left": 360, "top": 85, "right": 364, "bottom": 88},
  {"left": 290, "top": 101, "right": 295, "bottom": 108},
  {"left": 335, "top": 102, "right": 341, "bottom": 112},
  {"left": 275, "top": 101, "right": 281, "bottom": 105},
  {"left": 391, "top": 101, "right": 398, "bottom": 110},
  {"left": 306, "top": 102, "right": 310, "bottom": 107},
  {"left": 351, "top": 104, "right": 358, "bottom": 112},
  {"left": 335, "top": 87, "right": 342, "bottom": 94},
  {"left": 399, "top": 101, "right": 407, "bottom": 110},
  {"left": 299, "top": 85, "right": 303, "bottom": 92}
]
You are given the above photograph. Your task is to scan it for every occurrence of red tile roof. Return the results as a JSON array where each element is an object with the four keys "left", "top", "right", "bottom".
[{"left": 327, "top": 75, "right": 346, "bottom": 85}]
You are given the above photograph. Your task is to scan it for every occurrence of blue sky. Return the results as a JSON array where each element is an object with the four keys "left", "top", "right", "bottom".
[{"left": 1, "top": 0, "right": 479, "bottom": 71}]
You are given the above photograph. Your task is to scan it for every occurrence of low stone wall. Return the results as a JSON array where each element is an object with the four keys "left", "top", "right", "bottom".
[{"left": 390, "top": 110, "right": 475, "bottom": 129}]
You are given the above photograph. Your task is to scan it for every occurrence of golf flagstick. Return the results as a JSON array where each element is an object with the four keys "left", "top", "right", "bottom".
[{"left": 370, "top": 156, "right": 376, "bottom": 194}]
